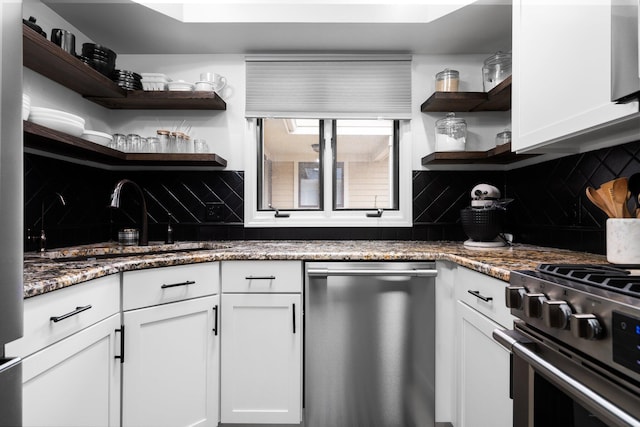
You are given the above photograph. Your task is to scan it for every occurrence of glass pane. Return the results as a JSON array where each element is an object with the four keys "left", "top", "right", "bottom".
[
  {"left": 333, "top": 120, "right": 396, "bottom": 210},
  {"left": 260, "top": 118, "right": 322, "bottom": 210}
]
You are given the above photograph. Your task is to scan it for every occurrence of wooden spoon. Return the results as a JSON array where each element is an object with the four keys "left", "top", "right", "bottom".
[
  {"left": 611, "top": 177, "right": 631, "bottom": 218},
  {"left": 586, "top": 186, "right": 615, "bottom": 217}
]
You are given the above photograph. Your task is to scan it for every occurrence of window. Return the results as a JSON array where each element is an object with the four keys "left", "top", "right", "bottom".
[
  {"left": 244, "top": 55, "right": 412, "bottom": 227},
  {"left": 246, "top": 118, "right": 411, "bottom": 227}
]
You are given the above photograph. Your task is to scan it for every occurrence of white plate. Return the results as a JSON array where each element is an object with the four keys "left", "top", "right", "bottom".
[
  {"left": 29, "top": 107, "right": 85, "bottom": 126},
  {"left": 29, "top": 113, "right": 85, "bottom": 128},
  {"left": 82, "top": 130, "right": 113, "bottom": 145},
  {"left": 29, "top": 116, "right": 84, "bottom": 137},
  {"left": 167, "top": 80, "right": 195, "bottom": 91}
]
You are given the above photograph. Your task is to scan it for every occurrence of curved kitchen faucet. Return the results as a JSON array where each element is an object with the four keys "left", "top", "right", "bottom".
[{"left": 110, "top": 179, "right": 148, "bottom": 246}]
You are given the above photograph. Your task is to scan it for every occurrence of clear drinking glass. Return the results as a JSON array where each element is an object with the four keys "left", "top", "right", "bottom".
[
  {"left": 194, "top": 139, "right": 208, "bottom": 153},
  {"left": 157, "top": 130, "right": 170, "bottom": 153},
  {"left": 126, "top": 134, "right": 141, "bottom": 152}
]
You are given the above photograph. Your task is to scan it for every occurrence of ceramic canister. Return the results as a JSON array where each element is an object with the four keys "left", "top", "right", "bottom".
[{"left": 606, "top": 219, "right": 640, "bottom": 264}]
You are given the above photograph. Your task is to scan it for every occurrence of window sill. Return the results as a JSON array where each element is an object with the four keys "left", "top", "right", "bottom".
[{"left": 244, "top": 211, "right": 412, "bottom": 228}]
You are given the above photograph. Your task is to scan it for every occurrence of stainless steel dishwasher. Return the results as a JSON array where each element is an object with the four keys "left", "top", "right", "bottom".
[{"left": 305, "top": 261, "right": 437, "bottom": 427}]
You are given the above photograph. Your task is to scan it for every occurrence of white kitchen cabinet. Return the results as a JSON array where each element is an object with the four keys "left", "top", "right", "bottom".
[
  {"left": 7, "top": 275, "right": 121, "bottom": 427},
  {"left": 220, "top": 260, "right": 303, "bottom": 425},
  {"left": 121, "top": 262, "right": 220, "bottom": 427},
  {"left": 220, "top": 293, "right": 302, "bottom": 424},
  {"left": 22, "top": 313, "right": 121, "bottom": 427},
  {"left": 512, "top": 0, "right": 639, "bottom": 154},
  {"left": 122, "top": 295, "right": 219, "bottom": 427},
  {"left": 454, "top": 266, "right": 513, "bottom": 427}
]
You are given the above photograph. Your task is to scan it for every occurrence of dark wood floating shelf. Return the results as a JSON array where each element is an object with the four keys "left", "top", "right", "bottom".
[
  {"left": 421, "top": 142, "right": 538, "bottom": 165},
  {"left": 420, "top": 75, "right": 512, "bottom": 112},
  {"left": 23, "top": 121, "right": 228, "bottom": 168},
  {"left": 23, "top": 24, "right": 226, "bottom": 111},
  {"left": 85, "top": 90, "right": 226, "bottom": 110},
  {"left": 23, "top": 24, "right": 125, "bottom": 98}
]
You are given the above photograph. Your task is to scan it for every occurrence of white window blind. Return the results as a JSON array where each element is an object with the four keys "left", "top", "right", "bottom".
[{"left": 245, "top": 55, "right": 412, "bottom": 119}]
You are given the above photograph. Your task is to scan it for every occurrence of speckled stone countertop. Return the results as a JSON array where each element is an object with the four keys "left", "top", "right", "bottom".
[{"left": 23, "top": 240, "right": 608, "bottom": 298}]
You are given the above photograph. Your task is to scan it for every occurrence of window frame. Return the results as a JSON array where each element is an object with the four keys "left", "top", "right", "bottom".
[
  {"left": 244, "top": 118, "right": 412, "bottom": 228},
  {"left": 256, "top": 118, "right": 325, "bottom": 212},
  {"left": 331, "top": 120, "right": 399, "bottom": 212}
]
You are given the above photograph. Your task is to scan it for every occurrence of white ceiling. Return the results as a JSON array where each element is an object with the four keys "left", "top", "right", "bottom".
[{"left": 42, "top": 0, "right": 512, "bottom": 55}]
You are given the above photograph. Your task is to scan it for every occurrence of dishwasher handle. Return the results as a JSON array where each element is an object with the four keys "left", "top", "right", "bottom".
[{"left": 307, "top": 268, "right": 437, "bottom": 277}]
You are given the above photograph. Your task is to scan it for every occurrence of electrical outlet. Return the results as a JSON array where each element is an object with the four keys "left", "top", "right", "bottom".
[{"left": 205, "top": 202, "right": 224, "bottom": 222}]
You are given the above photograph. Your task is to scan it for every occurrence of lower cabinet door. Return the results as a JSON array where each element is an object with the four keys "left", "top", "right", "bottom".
[
  {"left": 221, "top": 293, "right": 302, "bottom": 424},
  {"left": 456, "top": 300, "right": 512, "bottom": 427},
  {"left": 122, "top": 295, "right": 219, "bottom": 427},
  {"left": 22, "top": 314, "right": 121, "bottom": 427}
]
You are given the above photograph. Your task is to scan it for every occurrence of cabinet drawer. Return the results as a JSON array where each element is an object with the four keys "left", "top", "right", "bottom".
[
  {"left": 221, "top": 261, "right": 302, "bottom": 293},
  {"left": 455, "top": 266, "right": 514, "bottom": 329},
  {"left": 122, "top": 262, "right": 219, "bottom": 311},
  {"left": 7, "top": 274, "right": 120, "bottom": 357}
]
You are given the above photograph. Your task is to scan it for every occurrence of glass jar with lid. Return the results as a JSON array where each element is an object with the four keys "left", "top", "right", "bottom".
[
  {"left": 482, "top": 51, "right": 512, "bottom": 92},
  {"left": 435, "top": 68, "right": 459, "bottom": 92},
  {"left": 435, "top": 112, "right": 466, "bottom": 151}
]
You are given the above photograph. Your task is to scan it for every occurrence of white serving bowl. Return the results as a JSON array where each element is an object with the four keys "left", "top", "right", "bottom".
[
  {"left": 194, "top": 81, "right": 215, "bottom": 91},
  {"left": 82, "top": 130, "right": 113, "bottom": 145}
]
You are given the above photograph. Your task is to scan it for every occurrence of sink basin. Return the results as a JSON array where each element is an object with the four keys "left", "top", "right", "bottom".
[{"left": 28, "top": 241, "right": 231, "bottom": 262}]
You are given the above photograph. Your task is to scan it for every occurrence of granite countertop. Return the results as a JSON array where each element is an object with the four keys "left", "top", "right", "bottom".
[{"left": 23, "top": 240, "right": 608, "bottom": 298}]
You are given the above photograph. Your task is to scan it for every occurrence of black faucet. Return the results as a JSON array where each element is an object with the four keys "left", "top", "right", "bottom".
[
  {"left": 29, "top": 192, "right": 66, "bottom": 252},
  {"left": 110, "top": 179, "right": 148, "bottom": 246}
]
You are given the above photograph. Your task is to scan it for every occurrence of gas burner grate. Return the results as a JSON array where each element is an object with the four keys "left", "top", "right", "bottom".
[{"left": 536, "top": 264, "right": 640, "bottom": 298}]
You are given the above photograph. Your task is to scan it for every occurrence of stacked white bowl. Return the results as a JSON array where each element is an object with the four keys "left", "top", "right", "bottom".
[{"left": 140, "top": 73, "right": 171, "bottom": 91}]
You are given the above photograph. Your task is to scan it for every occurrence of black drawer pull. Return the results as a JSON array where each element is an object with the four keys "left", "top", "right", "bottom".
[
  {"left": 50, "top": 305, "right": 92, "bottom": 322},
  {"left": 245, "top": 276, "right": 276, "bottom": 280},
  {"left": 161, "top": 280, "right": 196, "bottom": 289},
  {"left": 468, "top": 290, "right": 493, "bottom": 302}
]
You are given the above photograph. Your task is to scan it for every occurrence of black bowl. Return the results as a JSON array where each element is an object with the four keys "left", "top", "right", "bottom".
[{"left": 460, "top": 207, "right": 505, "bottom": 241}]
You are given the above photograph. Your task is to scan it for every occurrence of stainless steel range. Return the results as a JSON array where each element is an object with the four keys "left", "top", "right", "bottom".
[{"left": 493, "top": 264, "right": 640, "bottom": 427}]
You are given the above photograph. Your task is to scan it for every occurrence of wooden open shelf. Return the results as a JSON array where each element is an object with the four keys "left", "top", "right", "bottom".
[
  {"left": 23, "top": 121, "right": 228, "bottom": 168},
  {"left": 86, "top": 90, "right": 226, "bottom": 110},
  {"left": 420, "top": 75, "right": 512, "bottom": 113},
  {"left": 421, "top": 142, "right": 537, "bottom": 165},
  {"left": 23, "top": 24, "right": 126, "bottom": 98},
  {"left": 23, "top": 24, "right": 226, "bottom": 111}
]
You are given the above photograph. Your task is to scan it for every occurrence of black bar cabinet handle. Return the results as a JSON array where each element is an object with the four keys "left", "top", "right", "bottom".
[
  {"left": 50, "top": 305, "right": 92, "bottom": 322},
  {"left": 161, "top": 280, "right": 196, "bottom": 289},
  {"left": 115, "top": 325, "right": 125, "bottom": 363},
  {"left": 245, "top": 276, "right": 276, "bottom": 280},
  {"left": 468, "top": 290, "right": 493, "bottom": 302},
  {"left": 212, "top": 305, "right": 218, "bottom": 336},
  {"left": 292, "top": 303, "right": 296, "bottom": 334}
]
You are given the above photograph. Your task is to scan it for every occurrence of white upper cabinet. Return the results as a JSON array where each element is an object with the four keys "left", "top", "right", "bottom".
[{"left": 512, "top": 1, "right": 639, "bottom": 154}]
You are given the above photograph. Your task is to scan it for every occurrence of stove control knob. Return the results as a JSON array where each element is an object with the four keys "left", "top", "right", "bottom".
[
  {"left": 542, "top": 300, "right": 572, "bottom": 329},
  {"left": 523, "top": 293, "right": 547, "bottom": 318},
  {"left": 570, "top": 314, "right": 604, "bottom": 340},
  {"left": 505, "top": 286, "right": 526, "bottom": 309}
]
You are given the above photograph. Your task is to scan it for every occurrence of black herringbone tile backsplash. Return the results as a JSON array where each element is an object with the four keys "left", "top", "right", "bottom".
[{"left": 25, "top": 139, "right": 640, "bottom": 254}]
